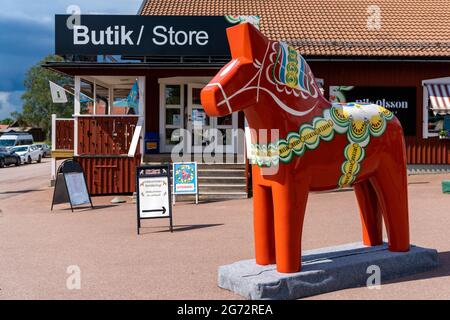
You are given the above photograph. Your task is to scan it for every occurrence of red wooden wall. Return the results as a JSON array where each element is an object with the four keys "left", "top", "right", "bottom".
[
  {"left": 55, "top": 119, "right": 74, "bottom": 150},
  {"left": 75, "top": 116, "right": 141, "bottom": 195},
  {"left": 77, "top": 116, "right": 140, "bottom": 155},
  {"left": 74, "top": 155, "right": 140, "bottom": 195}
]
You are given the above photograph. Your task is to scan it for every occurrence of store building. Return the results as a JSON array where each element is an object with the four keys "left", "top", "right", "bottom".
[{"left": 46, "top": 0, "right": 450, "bottom": 197}]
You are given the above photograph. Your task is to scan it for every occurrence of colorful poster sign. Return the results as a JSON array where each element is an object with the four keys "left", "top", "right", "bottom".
[{"left": 173, "top": 162, "right": 198, "bottom": 195}]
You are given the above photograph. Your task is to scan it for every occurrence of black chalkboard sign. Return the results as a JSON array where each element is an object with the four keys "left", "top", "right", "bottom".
[{"left": 51, "top": 159, "right": 93, "bottom": 212}]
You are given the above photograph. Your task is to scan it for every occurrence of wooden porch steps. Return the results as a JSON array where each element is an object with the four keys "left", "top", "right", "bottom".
[{"left": 142, "top": 158, "right": 249, "bottom": 201}]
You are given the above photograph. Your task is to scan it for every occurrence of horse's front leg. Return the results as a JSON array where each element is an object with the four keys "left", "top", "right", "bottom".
[
  {"left": 272, "top": 176, "right": 309, "bottom": 273},
  {"left": 253, "top": 182, "right": 276, "bottom": 265}
]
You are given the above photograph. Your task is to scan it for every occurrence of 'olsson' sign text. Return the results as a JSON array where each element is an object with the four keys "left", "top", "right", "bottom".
[{"left": 55, "top": 15, "right": 259, "bottom": 56}]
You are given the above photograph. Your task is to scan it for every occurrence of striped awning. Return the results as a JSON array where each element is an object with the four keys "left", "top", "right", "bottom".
[{"left": 426, "top": 84, "right": 450, "bottom": 115}]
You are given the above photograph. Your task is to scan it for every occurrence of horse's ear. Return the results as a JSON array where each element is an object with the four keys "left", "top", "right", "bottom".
[{"left": 226, "top": 22, "right": 267, "bottom": 62}]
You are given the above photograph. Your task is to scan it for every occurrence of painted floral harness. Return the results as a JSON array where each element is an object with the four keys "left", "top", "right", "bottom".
[{"left": 250, "top": 102, "right": 395, "bottom": 187}]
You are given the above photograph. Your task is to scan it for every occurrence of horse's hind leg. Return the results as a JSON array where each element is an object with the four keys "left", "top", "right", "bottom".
[
  {"left": 370, "top": 156, "right": 410, "bottom": 252},
  {"left": 354, "top": 180, "right": 383, "bottom": 246}
]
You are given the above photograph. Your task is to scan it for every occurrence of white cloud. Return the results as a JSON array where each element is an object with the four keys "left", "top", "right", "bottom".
[
  {"left": 0, "top": 0, "right": 143, "bottom": 92},
  {"left": 0, "top": 91, "right": 23, "bottom": 119}
]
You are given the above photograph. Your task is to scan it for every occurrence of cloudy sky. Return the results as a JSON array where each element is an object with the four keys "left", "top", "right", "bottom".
[{"left": 0, "top": 0, "right": 142, "bottom": 120}]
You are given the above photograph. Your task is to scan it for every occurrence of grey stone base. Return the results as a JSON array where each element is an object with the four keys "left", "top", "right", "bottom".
[{"left": 218, "top": 242, "right": 439, "bottom": 300}]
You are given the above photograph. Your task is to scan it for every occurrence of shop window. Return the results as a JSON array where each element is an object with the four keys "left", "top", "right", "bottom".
[
  {"left": 79, "top": 79, "right": 94, "bottom": 114},
  {"left": 423, "top": 82, "right": 450, "bottom": 138},
  {"left": 218, "top": 128, "right": 233, "bottom": 146},
  {"left": 192, "top": 88, "right": 202, "bottom": 105},
  {"left": 165, "top": 128, "right": 181, "bottom": 145},
  {"left": 217, "top": 114, "right": 233, "bottom": 126},
  {"left": 427, "top": 107, "right": 447, "bottom": 134},
  {"left": 112, "top": 87, "right": 135, "bottom": 115},
  {"left": 95, "top": 84, "right": 108, "bottom": 115},
  {"left": 165, "top": 108, "right": 181, "bottom": 126},
  {"left": 165, "top": 85, "right": 181, "bottom": 105}
]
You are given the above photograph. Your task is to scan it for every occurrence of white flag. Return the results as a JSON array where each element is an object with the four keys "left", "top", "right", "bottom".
[{"left": 49, "top": 81, "right": 68, "bottom": 103}]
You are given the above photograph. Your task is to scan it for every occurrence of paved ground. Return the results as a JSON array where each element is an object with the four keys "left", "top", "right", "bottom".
[
  {"left": 0, "top": 161, "right": 449, "bottom": 299},
  {"left": 0, "top": 158, "right": 51, "bottom": 200}
]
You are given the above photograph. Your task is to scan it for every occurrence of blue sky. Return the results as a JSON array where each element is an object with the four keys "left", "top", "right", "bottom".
[{"left": 0, "top": 0, "right": 142, "bottom": 120}]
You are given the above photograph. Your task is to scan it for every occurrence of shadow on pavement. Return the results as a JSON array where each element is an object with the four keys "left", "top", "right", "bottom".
[
  {"left": 141, "top": 223, "right": 224, "bottom": 234},
  {"left": 0, "top": 189, "right": 44, "bottom": 195},
  {"left": 383, "top": 251, "right": 450, "bottom": 285},
  {"left": 56, "top": 204, "right": 120, "bottom": 211}
]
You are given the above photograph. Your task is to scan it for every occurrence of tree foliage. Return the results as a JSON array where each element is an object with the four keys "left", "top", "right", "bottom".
[
  {"left": 19, "top": 55, "right": 73, "bottom": 138},
  {"left": 0, "top": 118, "right": 13, "bottom": 125}
]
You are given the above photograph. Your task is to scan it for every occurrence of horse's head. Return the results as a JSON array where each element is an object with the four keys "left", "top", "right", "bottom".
[{"left": 201, "top": 22, "right": 269, "bottom": 117}]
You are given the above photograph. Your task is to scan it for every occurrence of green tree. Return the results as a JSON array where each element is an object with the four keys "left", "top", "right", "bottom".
[
  {"left": 0, "top": 118, "right": 13, "bottom": 125},
  {"left": 19, "top": 55, "right": 73, "bottom": 139}
]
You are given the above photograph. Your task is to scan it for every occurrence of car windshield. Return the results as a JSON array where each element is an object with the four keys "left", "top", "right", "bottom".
[
  {"left": 0, "top": 139, "right": 15, "bottom": 147},
  {"left": 11, "top": 146, "right": 28, "bottom": 152}
]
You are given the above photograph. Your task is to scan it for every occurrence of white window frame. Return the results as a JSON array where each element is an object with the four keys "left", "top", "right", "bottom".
[
  {"left": 159, "top": 82, "right": 185, "bottom": 153},
  {"left": 158, "top": 77, "right": 212, "bottom": 153},
  {"left": 158, "top": 77, "right": 240, "bottom": 154},
  {"left": 422, "top": 77, "right": 450, "bottom": 139}
]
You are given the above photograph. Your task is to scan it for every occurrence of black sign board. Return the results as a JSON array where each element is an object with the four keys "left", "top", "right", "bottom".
[
  {"left": 136, "top": 164, "right": 173, "bottom": 234},
  {"left": 51, "top": 159, "right": 93, "bottom": 212},
  {"left": 55, "top": 15, "right": 258, "bottom": 56},
  {"left": 329, "top": 86, "right": 417, "bottom": 136}
]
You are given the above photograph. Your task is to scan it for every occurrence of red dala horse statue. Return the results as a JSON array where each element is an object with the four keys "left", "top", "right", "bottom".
[{"left": 201, "top": 23, "right": 410, "bottom": 273}]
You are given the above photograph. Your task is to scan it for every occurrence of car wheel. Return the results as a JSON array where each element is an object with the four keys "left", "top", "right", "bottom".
[
  {"left": 27, "top": 156, "right": 32, "bottom": 164},
  {"left": 15, "top": 158, "right": 20, "bottom": 166},
  {"left": 0, "top": 159, "right": 4, "bottom": 168},
  {"left": 37, "top": 155, "right": 42, "bottom": 163}
]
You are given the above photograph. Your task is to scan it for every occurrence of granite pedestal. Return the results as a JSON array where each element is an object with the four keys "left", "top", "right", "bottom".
[{"left": 218, "top": 242, "right": 439, "bottom": 300}]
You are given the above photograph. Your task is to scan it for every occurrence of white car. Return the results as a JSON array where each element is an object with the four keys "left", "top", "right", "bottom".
[{"left": 10, "top": 145, "right": 42, "bottom": 164}]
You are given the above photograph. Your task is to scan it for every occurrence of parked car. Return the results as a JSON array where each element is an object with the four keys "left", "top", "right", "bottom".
[
  {"left": 33, "top": 143, "right": 51, "bottom": 157},
  {"left": 0, "top": 133, "right": 34, "bottom": 150},
  {"left": 10, "top": 145, "right": 42, "bottom": 164},
  {"left": 0, "top": 147, "right": 21, "bottom": 168}
]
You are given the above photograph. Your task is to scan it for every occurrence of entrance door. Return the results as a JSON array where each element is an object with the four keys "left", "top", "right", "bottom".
[
  {"left": 187, "top": 83, "right": 214, "bottom": 153},
  {"left": 159, "top": 80, "right": 239, "bottom": 154},
  {"left": 160, "top": 84, "right": 184, "bottom": 153},
  {"left": 215, "top": 112, "right": 238, "bottom": 154}
]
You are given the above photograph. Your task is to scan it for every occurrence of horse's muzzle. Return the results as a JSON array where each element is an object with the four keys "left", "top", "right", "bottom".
[{"left": 200, "top": 83, "right": 231, "bottom": 117}]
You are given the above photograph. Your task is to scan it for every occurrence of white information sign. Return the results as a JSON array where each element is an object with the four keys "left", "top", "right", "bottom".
[
  {"left": 138, "top": 176, "right": 170, "bottom": 218},
  {"left": 64, "top": 172, "right": 90, "bottom": 206}
]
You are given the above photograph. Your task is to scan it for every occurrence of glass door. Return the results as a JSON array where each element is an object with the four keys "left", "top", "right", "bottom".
[
  {"left": 160, "top": 84, "right": 184, "bottom": 152},
  {"left": 215, "top": 113, "right": 238, "bottom": 154},
  {"left": 187, "top": 83, "right": 214, "bottom": 153}
]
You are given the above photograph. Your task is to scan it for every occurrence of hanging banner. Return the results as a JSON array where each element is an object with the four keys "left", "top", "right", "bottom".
[
  {"left": 49, "top": 81, "right": 68, "bottom": 103},
  {"left": 127, "top": 81, "right": 139, "bottom": 111}
]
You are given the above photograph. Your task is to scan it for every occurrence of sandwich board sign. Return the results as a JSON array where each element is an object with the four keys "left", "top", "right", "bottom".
[
  {"left": 51, "top": 159, "right": 93, "bottom": 212},
  {"left": 173, "top": 162, "right": 198, "bottom": 204},
  {"left": 136, "top": 164, "right": 173, "bottom": 234}
]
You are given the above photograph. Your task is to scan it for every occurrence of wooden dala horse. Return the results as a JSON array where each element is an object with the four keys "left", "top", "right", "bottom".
[{"left": 201, "top": 22, "right": 410, "bottom": 273}]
